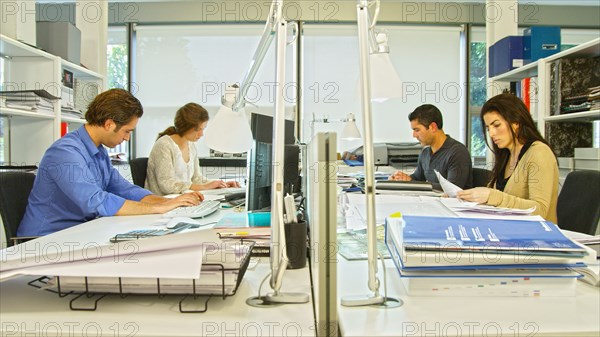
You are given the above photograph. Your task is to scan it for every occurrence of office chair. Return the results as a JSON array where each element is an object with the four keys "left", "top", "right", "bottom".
[
  {"left": 129, "top": 157, "right": 149, "bottom": 188},
  {"left": 557, "top": 170, "right": 600, "bottom": 235},
  {"left": 0, "top": 171, "right": 39, "bottom": 246},
  {"left": 472, "top": 168, "right": 492, "bottom": 187}
]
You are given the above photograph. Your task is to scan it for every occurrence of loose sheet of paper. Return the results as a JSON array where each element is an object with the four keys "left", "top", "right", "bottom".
[{"left": 434, "top": 169, "right": 462, "bottom": 197}]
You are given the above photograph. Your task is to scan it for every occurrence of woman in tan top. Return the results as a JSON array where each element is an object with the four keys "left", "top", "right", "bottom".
[
  {"left": 457, "top": 93, "right": 558, "bottom": 223},
  {"left": 146, "top": 103, "right": 240, "bottom": 196}
]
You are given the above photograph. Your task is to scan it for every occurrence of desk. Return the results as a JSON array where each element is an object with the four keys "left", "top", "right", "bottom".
[
  {"left": 337, "top": 218, "right": 600, "bottom": 336},
  {"left": 338, "top": 258, "right": 600, "bottom": 336},
  {"left": 0, "top": 214, "right": 316, "bottom": 336}
]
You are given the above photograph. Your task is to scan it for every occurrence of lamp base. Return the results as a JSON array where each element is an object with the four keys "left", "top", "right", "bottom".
[
  {"left": 264, "top": 292, "right": 309, "bottom": 304},
  {"left": 245, "top": 296, "right": 284, "bottom": 308},
  {"left": 341, "top": 294, "right": 384, "bottom": 307}
]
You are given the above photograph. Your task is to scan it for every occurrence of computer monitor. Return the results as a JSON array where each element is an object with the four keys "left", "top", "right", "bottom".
[
  {"left": 305, "top": 132, "right": 338, "bottom": 337},
  {"left": 246, "top": 113, "right": 300, "bottom": 212}
]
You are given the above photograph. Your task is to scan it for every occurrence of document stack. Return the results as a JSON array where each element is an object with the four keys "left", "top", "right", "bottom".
[
  {"left": 0, "top": 90, "right": 58, "bottom": 114},
  {"left": 385, "top": 215, "right": 591, "bottom": 297},
  {"left": 50, "top": 240, "right": 253, "bottom": 296},
  {"left": 0, "top": 229, "right": 254, "bottom": 312},
  {"left": 214, "top": 212, "right": 271, "bottom": 254}
]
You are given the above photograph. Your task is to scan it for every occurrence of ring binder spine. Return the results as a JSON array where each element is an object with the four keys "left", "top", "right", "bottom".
[{"left": 26, "top": 240, "right": 256, "bottom": 313}]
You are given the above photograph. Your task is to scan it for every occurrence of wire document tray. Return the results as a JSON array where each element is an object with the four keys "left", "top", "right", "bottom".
[{"left": 27, "top": 241, "right": 255, "bottom": 313}]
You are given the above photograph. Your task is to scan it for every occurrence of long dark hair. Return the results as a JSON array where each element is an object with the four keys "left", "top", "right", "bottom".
[
  {"left": 157, "top": 103, "right": 209, "bottom": 140},
  {"left": 481, "top": 93, "right": 554, "bottom": 187}
]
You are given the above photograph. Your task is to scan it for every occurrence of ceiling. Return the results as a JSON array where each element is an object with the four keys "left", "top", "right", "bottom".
[{"left": 34, "top": 0, "right": 600, "bottom": 5}]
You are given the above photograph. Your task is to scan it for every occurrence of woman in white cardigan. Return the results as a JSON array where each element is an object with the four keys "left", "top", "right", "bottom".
[{"left": 145, "top": 103, "right": 239, "bottom": 196}]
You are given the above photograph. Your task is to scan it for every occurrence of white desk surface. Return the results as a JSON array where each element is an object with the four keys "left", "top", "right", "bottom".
[
  {"left": 337, "top": 258, "right": 600, "bottom": 337},
  {"left": 0, "top": 213, "right": 316, "bottom": 337}
]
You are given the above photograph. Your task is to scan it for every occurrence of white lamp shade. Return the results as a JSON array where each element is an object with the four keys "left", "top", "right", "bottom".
[
  {"left": 341, "top": 113, "right": 362, "bottom": 140},
  {"left": 204, "top": 105, "right": 253, "bottom": 153},
  {"left": 369, "top": 52, "right": 402, "bottom": 102}
]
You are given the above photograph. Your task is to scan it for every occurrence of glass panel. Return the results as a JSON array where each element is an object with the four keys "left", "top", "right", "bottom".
[
  {"left": 107, "top": 25, "right": 129, "bottom": 90},
  {"left": 106, "top": 25, "right": 130, "bottom": 161}
]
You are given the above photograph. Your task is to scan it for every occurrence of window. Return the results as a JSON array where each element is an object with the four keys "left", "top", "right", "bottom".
[
  {"left": 107, "top": 26, "right": 128, "bottom": 89},
  {"left": 468, "top": 27, "right": 487, "bottom": 159},
  {"left": 107, "top": 25, "right": 130, "bottom": 157},
  {"left": 303, "top": 24, "right": 464, "bottom": 152},
  {"left": 133, "top": 24, "right": 286, "bottom": 158}
]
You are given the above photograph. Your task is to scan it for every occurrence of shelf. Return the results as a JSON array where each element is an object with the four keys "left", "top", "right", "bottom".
[
  {"left": 488, "top": 38, "right": 600, "bottom": 82},
  {"left": 490, "top": 61, "right": 538, "bottom": 82},
  {"left": 0, "top": 107, "right": 55, "bottom": 120},
  {"left": 61, "top": 116, "right": 86, "bottom": 124},
  {"left": 544, "top": 37, "right": 600, "bottom": 62},
  {"left": 544, "top": 110, "right": 600, "bottom": 123},
  {"left": 0, "top": 34, "right": 54, "bottom": 60},
  {"left": 61, "top": 59, "right": 104, "bottom": 79}
]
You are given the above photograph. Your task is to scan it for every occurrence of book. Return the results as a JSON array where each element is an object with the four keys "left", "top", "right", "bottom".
[
  {"left": 399, "top": 215, "right": 586, "bottom": 254},
  {"left": 214, "top": 213, "right": 271, "bottom": 252},
  {"left": 385, "top": 217, "right": 587, "bottom": 269},
  {"left": 398, "top": 268, "right": 580, "bottom": 297}
]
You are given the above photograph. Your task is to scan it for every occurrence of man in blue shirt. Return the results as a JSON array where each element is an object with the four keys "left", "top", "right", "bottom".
[
  {"left": 390, "top": 104, "right": 473, "bottom": 190},
  {"left": 18, "top": 89, "right": 203, "bottom": 236}
]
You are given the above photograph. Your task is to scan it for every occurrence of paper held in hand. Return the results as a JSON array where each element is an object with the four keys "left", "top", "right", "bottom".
[{"left": 434, "top": 169, "right": 462, "bottom": 197}]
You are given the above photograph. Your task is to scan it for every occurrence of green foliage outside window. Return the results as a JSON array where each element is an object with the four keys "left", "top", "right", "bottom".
[
  {"left": 107, "top": 45, "right": 128, "bottom": 89},
  {"left": 469, "top": 42, "right": 487, "bottom": 157}
]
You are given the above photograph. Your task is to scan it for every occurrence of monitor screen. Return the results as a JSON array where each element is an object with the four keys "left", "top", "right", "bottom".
[{"left": 246, "top": 113, "right": 300, "bottom": 212}]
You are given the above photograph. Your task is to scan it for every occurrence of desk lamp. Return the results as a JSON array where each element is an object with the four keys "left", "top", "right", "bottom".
[
  {"left": 341, "top": 0, "right": 402, "bottom": 308},
  {"left": 204, "top": 0, "right": 308, "bottom": 306},
  {"left": 310, "top": 112, "right": 362, "bottom": 140}
]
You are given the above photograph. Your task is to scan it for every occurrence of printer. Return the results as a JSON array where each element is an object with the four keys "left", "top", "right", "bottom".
[{"left": 349, "top": 142, "right": 422, "bottom": 166}]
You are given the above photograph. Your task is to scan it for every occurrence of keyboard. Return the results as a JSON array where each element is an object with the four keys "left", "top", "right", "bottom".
[
  {"left": 110, "top": 222, "right": 194, "bottom": 242},
  {"left": 201, "top": 187, "right": 246, "bottom": 196},
  {"left": 163, "top": 199, "right": 221, "bottom": 218}
]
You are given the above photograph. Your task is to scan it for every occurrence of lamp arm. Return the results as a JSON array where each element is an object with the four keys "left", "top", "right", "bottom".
[
  {"left": 359, "top": 0, "right": 381, "bottom": 53},
  {"left": 233, "top": 0, "right": 283, "bottom": 111},
  {"left": 357, "top": 0, "right": 381, "bottom": 297},
  {"left": 269, "top": 14, "right": 288, "bottom": 293}
]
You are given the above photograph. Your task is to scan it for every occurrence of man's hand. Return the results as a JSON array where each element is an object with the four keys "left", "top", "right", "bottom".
[
  {"left": 456, "top": 187, "right": 491, "bottom": 204},
  {"left": 389, "top": 171, "right": 412, "bottom": 181}
]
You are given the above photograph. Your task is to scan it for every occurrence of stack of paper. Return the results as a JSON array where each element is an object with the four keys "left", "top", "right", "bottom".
[
  {"left": 440, "top": 198, "right": 538, "bottom": 219},
  {"left": 0, "top": 90, "right": 58, "bottom": 114},
  {"left": 48, "top": 240, "right": 252, "bottom": 295},
  {"left": 214, "top": 212, "right": 271, "bottom": 250},
  {"left": 0, "top": 230, "right": 252, "bottom": 295},
  {"left": 336, "top": 174, "right": 358, "bottom": 189},
  {"left": 385, "top": 215, "right": 589, "bottom": 297}
]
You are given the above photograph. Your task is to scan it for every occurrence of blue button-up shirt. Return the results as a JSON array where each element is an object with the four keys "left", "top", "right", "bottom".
[{"left": 18, "top": 126, "right": 152, "bottom": 236}]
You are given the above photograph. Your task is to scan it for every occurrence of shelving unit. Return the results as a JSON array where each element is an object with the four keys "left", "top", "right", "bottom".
[
  {"left": 0, "top": 34, "right": 104, "bottom": 165},
  {"left": 544, "top": 110, "right": 600, "bottom": 123},
  {"left": 490, "top": 38, "right": 600, "bottom": 127},
  {"left": 490, "top": 37, "right": 599, "bottom": 175}
]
